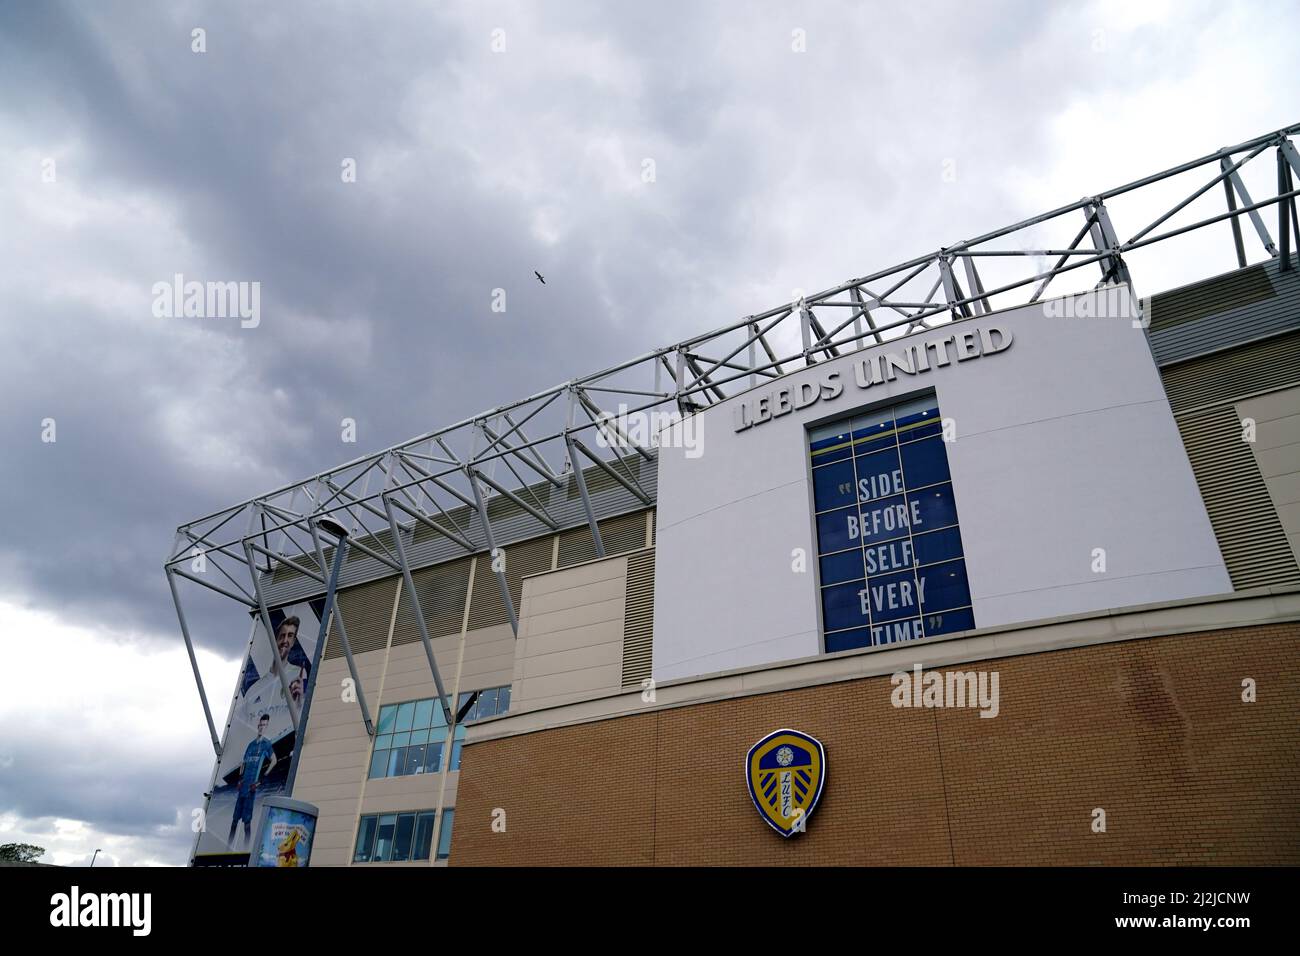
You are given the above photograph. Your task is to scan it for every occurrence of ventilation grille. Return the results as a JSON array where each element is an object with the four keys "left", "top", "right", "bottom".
[
  {"left": 391, "top": 557, "right": 473, "bottom": 646},
  {"left": 325, "top": 578, "right": 399, "bottom": 659},
  {"left": 1147, "top": 262, "right": 1277, "bottom": 332},
  {"left": 566, "top": 454, "right": 645, "bottom": 500},
  {"left": 1176, "top": 406, "right": 1300, "bottom": 590},
  {"left": 557, "top": 510, "right": 651, "bottom": 568},
  {"left": 621, "top": 548, "right": 655, "bottom": 688},
  {"left": 1162, "top": 331, "right": 1300, "bottom": 414},
  {"left": 467, "top": 535, "right": 554, "bottom": 630}
]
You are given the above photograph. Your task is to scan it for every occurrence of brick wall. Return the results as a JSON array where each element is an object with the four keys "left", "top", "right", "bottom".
[{"left": 451, "top": 624, "right": 1300, "bottom": 865}]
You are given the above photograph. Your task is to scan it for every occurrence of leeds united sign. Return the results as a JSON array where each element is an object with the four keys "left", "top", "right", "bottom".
[{"left": 733, "top": 326, "right": 1012, "bottom": 433}]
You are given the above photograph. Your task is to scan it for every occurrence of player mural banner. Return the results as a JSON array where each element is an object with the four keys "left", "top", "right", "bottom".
[{"left": 192, "top": 599, "right": 325, "bottom": 865}]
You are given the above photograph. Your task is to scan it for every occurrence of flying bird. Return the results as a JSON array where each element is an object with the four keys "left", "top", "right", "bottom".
[{"left": 534, "top": 271, "right": 546, "bottom": 284}]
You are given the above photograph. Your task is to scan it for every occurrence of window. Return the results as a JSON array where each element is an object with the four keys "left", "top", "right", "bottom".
[
  {"left": 373, "top": 813, "right": 397, "bottom": 862},
  {"left": 354, "top": 809, "right": 440, "bottom": 863},
  {"left": 369, "top": 687, "right": 511, "bottom": 779},
  {"left": 809, "top": 394, "right": 975, "bottom": 653},
  {"left": 352, "top": 815, "right": 378, "bottom": 863},
  {"left": 436, "top": 808, "right": 455, "bottom": 861}
]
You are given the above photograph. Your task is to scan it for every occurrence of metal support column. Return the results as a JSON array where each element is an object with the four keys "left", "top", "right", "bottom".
[
  {"left": 166, "top": 568, "right": 223, "bottom": 758},
  {"left": 240, "top": 537, "right": 302, "bottom": 732},
  {"left": 284, "top": 523, "right": 348, "bottom": 794},
  {"left": 382, "top": 495, "right": 456, "bottom": 723},
  {"left": 306, "top": 521, "right": 375, "bottom": 738}
]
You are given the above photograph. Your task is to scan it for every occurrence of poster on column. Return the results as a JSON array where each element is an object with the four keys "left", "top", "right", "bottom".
[{"left": 192, "top": 599, "right": 325, "bottom": 865}]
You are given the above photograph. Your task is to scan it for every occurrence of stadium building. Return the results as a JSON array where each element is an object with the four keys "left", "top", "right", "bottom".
[{"left": 170, "top": 125, "right": 1300, "bottom": 866}]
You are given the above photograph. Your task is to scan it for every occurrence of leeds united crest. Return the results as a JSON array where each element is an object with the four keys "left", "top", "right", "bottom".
[{"left": 745, "top": 728, "right": 826, "bottom": 837}]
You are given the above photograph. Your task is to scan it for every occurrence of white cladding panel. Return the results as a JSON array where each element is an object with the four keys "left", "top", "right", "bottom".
[{"left": 652, "top": 292, "right": 1231, "bottom": 682}]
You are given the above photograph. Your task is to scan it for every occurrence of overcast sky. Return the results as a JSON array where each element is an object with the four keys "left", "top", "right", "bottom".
[{"left": 0, "top": 0, "right": 1295, "bottom": 865}]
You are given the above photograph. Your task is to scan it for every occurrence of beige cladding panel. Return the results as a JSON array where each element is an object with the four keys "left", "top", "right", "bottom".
[
  {"left": 292, "top": 655, "right": 380, "bottom": 867},
  {"left": 1239, "top": 386, "right": 1300, "bottom": 568},
  {"left": 512, "top": 555, "right": 629, "bottom": 711},
  {"left": 457, "top": 623, "right": 517, "bottom": 688}
]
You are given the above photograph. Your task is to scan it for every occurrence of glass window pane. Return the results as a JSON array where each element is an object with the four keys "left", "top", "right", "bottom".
[
  {"left": 369, "top": 749, "right": 389, "bottom": 779},
  {"left": 854, "top": 447, "right": 903, "bottom": 503},
  {"left": 390, "top": 731, "right": 411, "bottom": 749},
  {"left": 872, "top": 616, "right": 924, "bottom": 646},
  {"left": 815, "top": 505, "right": 860, "bottom": 554},
  {"left": 863, "top": 569, "right": 923, "bottom": 623},
  {"left": 913, "top": 526, "right": 964, "bottom": 566},
  {"left": 413, "top": 698, "right": 435, "bottom": 729},
  {"left": 824, "top": 626, "right": 872, "bottom": 654},
  {"left": 918, "top": 560, "right": 972, "bottom": 616},
  {"left": 386, "top": 749, "right": 403, "bottom": 777},
  {"left": 375, "top": 734, "right": 393, "bottom": 750},
  {"left": 450, "top": 739, "right": 463, "bottom": 771},
  {"left": 426, "top": 741, "right": 444, "bottom": 772},
  {"left": 863, "top": 537, "right": 915, "bottom": 576},
  {"left": 374, "top": 814, "right": 397, "bottom": 862},
  {"left": 894, "top": 395, "right": 941, "bottom": 440},
  {"left": 857, "top": 494, "right": 913, "bottom": 545},
  {"left": 408, "top": 728, "right": 429, "bottom": 746},
  {"left": 391, "top": 813, "right": 415, "bottom": 862},
  {"left": 497, "top": 685, "right": 511, "bottom": 714},
  {"left": 413, "top": 812, "right": 436, "bottom": 861},
  {"left": 376, "top": 705, "right": 397, "bottom": 735},
  {"left": 819, "top": 549, "right": 864, "bottom": 586},
  {"left": 811, "top": 458, "right": 856, "bottom": 512},
  {"left": 850, "top": 410, "right": 897, "bottom": 454},
  {"left": 899, "top": 435, "right": 951, "bottom": 488},
  {"left": 353, "top": 816, "right": 377, "bottom": 863},
  {"left": 821, "top": 580, "right": 868, "bottom": 632},
  {"left": 808, "top": 422, "right": 853, "bottom": 466},
  {"left": 432, "top": 700, "right": 448, "bottom": 728},
  {"left": 476, "top": 688, "right": 498, "bottom": 719},
  {"left": 395, "top": 701, "right": 416, "bottom": 733},
  {"left": 436, "top": 809, "right": 455, "bottom": 860},
  {"left": 457, "top": 692, "right": 475, "bottom": 722},
  {"left": 404, "top": 744, "right": 426, "bottom": 775},
  {"left": 910, "top": 483, "right": 958, "bottom": 533},
  {"left": 925, "top": 606, "right": 975, "bottom": 637}
]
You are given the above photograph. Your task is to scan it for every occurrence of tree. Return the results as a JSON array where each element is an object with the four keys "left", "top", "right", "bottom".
[{"left": 0, "top": 843, "right": 45, "bottom": 863}]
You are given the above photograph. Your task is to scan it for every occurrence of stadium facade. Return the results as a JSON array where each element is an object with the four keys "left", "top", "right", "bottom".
[{"left": 169, "top": 125, "right": 1300, "bottom": 866}]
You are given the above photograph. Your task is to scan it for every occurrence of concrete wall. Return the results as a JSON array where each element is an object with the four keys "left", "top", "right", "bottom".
[
  {"left": 452, "top": 619, "right": 1300, "bottom": 866},
  {"left": 653, "top": 291, "right": 1231, "bottom": 681},
  {"left": 512, "top": 555, "right": 629, "bottom": 711},
  {"left": 1239, "top": 385, "right": 1300, "bottom": 567}
]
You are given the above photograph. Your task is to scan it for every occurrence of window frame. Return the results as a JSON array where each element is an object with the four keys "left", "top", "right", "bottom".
[{"left": 806, "top": 391, "right": 975, "bottom": 654}]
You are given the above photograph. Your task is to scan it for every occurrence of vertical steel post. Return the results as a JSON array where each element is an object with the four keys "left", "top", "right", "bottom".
[
  {"left": 306, "top": 522, "right": 375, "bottom": 738},
  {"left": 383, "top": 495, "right": 457, "bottom": 722},
  {"left": 284, "top": 530, "right": 348, "bottom": 795},
  {"left": 166, "top": 568, "right": 223, "bottom": 758},
  {"left": 466, "top": 470, "right": 519, "bottom": 635},
  {"left": 241, "top": 537, "right": 302, "bottom": 732}
]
